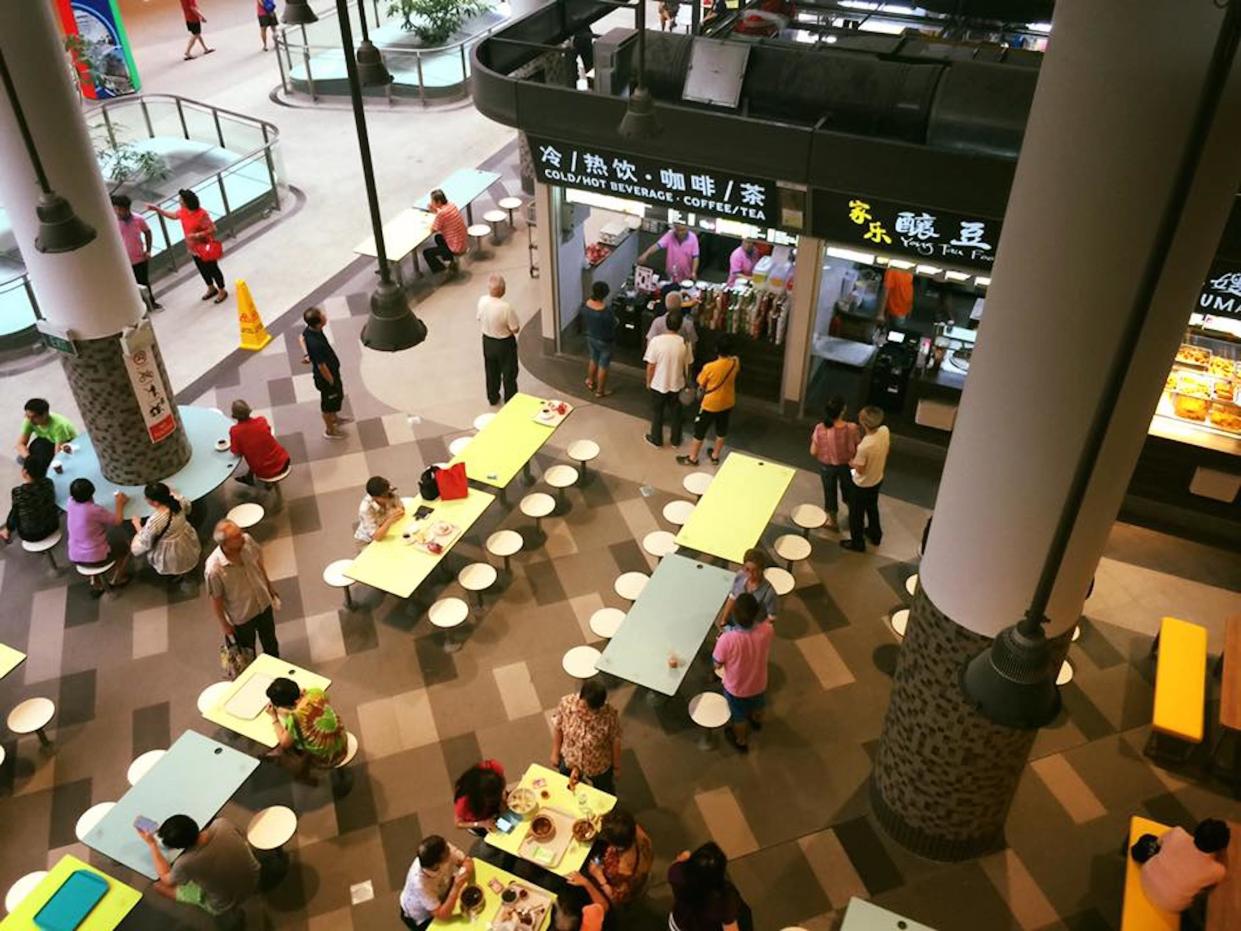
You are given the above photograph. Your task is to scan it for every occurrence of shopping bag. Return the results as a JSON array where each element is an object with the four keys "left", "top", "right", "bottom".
[
  {"left": 200, "top": 239, "right": 224, "bottom": 262},
  {"left": 419, "top": 466, "right": 441, "bottom": 500},
  {"left": 435, "top": 462, "right": 468, "bottom": 500},
  {"left": 219, "top": 636, "right": 255, "bottom": 681}
]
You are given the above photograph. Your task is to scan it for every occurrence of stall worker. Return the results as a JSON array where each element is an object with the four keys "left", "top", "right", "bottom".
[
  {"left": 638, "top": 222, "right": 700, "bottom": 283},
  {"left": 726, "top": 237, "right": 759, "bottom": 286}
]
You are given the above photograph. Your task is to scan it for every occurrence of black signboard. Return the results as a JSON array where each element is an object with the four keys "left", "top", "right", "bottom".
[
  {"left": 813, "top": 190, "right": 1001, "bottom": 270},
  {"left": 529, "top": 136, "right": 779, "bottom": 227},
  {"left": 1195, "top": 261, "right": 1241, "bottom": 319}
]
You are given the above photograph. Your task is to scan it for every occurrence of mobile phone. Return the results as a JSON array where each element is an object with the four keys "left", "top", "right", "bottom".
[
  {"left": 414, "top": 506, "right": 433, "bottom": 520},
  {"left": 488, "top": 878, "right": 504, "bottom": 894},
  {"left": 133, "top": 815, "right": 158, "bottom": 835},
  {"left": 495, "top": 811, "right": 521, "bottom": 834}
]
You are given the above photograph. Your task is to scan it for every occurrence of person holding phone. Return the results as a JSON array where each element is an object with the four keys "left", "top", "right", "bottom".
[
  {"left": 453, "top": 760, "right": 507, "bottom": 835},
  {"left": 355, "top": 475, "right": 405, "bottom": 545},
  {"left": 398, "top": 836, "right": 473, "bottom": 930},
  {"left": 136, "top": 814, "right": 258, "bottom": 917}
]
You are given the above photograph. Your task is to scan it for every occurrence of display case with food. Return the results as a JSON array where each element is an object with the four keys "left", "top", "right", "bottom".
[{"left": 1153, "top": 333, "right": 1241, "bottom": 449}]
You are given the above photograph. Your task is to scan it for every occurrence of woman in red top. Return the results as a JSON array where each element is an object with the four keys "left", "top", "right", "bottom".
[
  {"left": 228, "top": 400, "right": 290, "bottom": 485},
  {"left": 809, "top": 394, "right": 862, "bottom": 530},
  {"left": 453, "top": 760, "right": 506, "bottom": 836},
  {"left": 148, "top": 189, "right": 227, "bottom": 304}
]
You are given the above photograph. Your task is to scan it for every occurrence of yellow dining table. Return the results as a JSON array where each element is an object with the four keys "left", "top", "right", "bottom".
[
  {"left": 346, "top": 490, "right": 495, "bottom": 599},
  {"left": 428, "top": 859, "right": 554, "bottom": 930},
  {"left": 450, "top": 393, "right": 570, "bottom": 489},
  {"left": 200, "top": 653, "right": 332, "bottom": 747},
  {"left": 0, "top": 643, "right": 25, "bottom": 680},
  {"left": 674, "top": 451, "right": 796, "bottom": 563},
  {"left": 484, "top": 763, "right": 617, "bottom": 876},
  {"left": 0, "top": 855, "right": 140, "bottom": 930}
]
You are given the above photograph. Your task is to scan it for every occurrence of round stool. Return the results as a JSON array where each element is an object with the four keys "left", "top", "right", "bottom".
[
  {"left": 197, "top": 680, "right": 233, "bottom": 715},
  {"left": 21, "top": 529, "right": 62, "bottom": 570},
  {"left": 247, "top": 805, "right": 298, "bottom": 852},
  {"left": 448, "top": 435, "right": 473, "bottom": 457},
  {"left": 544, "top": 464, "right": 579, "bottom": 504},
  {"left": 127, "top": 749, "right": 166, "bottom": 786},
  {"left": 520, "top": 492, "right": 555, "bottom": 532},
  {"left": 485, "top": 530, "right": 523, "bottom": 572},
  {"left": 429, "top": 597, "right": 469, "bottom": 630},
  {"left": 75, "top": 801, "right": 116, "bottom": 842},
  {"left": 642, "top": 530, "right": 678, "bottom": 559},
  {"left": 763, "top": 566, "right": 795, "bottom": 596},
  {"left": 75, "top": 559, "right": 116, "bottom": 593},
  {"left": 905, "top": 573, "right": 919, "bottom": 597},
  {"left": 774, "top": 534, "right": 812, "bottom": 571},
  {"left": 791, "top": 504, "right": 828, "bottom": 536},
  {"left": 336, "top": 732, "right": 359, "bottom": 768},
  {"left": 498, "top": 196, "right": 524, "bottom": 229},
  {"left": 589, "top": 607, "right": 625, "bottom": 640},
  {"left": 688, "top": 692, "right": 731, "bottom": 749},
  {"left": 614, "top": 571, "right": 649, "bottom": 600},
  {"left": 1072, "top": 624, "right": 1081, "bottom": 642},
  {"left": 7, "top": 697, "right": 55, "bottom": 747},
  {"left": 562, "top": 645, "right": 601, "bottom": 679},
  {"left": 483, "top": 209, "right": 508, "bottom": 243},
  {"left": 682, "top": 472, "right": 713, "bottom": 498},
  {"left": 467, "top": 223, "right": 492, "bottom": 257},
  {"left": 226, "top": 502, "right": 265, "bottom": 530},
  {"left": 662, "top": 500, "right": 695, "bottom": 526},
  {"left": 473, "top": 412, "right": 496, "bottom": 431},
  {"left": 1056, "top": 659, "right": 1074, "bottom": 686},
  {"left": 567, "top": 440, "right": 600, "bottom": 478},
  {"left": 323, "top": 559, "right": 356, "bottom": 609},
  {"left": 458, "top": 562, "right": 498, "bottom": 607},
  {"left": 890, "top": 608, "right": 910, "bottom": 638},
  {"left": 5, "top": 871, "right": 48, "bottom": 914}
]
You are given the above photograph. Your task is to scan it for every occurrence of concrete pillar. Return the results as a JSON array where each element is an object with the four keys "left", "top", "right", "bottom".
[
  {"left": 873, "top": 0, "right": 1241, "bottom": 860},
  {"left": 0, "top": 0, "right": 188, "bottom": 483}
]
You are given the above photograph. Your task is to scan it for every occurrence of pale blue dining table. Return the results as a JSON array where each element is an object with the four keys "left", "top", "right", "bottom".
[
  {"left": 841, "top": 897, "right": 937, "bottom": 931},
  {"left": 595, "top": 553, "right": 735, "bottom": 696},
  {"left": 414, "top": 167, "right": 501, "bottom": 224}
]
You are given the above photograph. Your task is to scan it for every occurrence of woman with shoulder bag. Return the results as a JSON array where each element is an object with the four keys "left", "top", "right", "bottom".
[
  {"left": 677, "top": 336, "right": 739, "bottom": 467},
  {"left": 147, "top": 189, "right": 227, "bottom": 304},
  {"left": 130, "top": 482, "right": 201, "bottom": 581}
]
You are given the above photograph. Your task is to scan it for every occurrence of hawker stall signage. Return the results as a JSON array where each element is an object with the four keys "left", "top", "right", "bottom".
[
  {"left": 530, "top": 137, "right": 778, "bottom": 226},
  {"left": 1197, "top": 267, "right": 1241, "bottom": 319},
  {"left": 813, "top": 191, "right": 1001, "bottom": 270}
]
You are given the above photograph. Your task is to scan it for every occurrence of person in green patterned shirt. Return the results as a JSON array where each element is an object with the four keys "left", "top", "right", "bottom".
[{"left": 264, "top": 677, "right": 348, "bottom": 780}]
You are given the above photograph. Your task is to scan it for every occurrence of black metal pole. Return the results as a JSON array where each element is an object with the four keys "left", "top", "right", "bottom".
[
  {"left": 1019, "top": 0, "right": 1241, "bottom": 636},
  {"left": 357, "top": 0, "right": 371, "bottom": 42},
  {"left": 0, "top": 48, "right": 52, "bottom": 194},
  {"left": 336, "top": 0, "right": 392, "bottom": 283},
  {"left": 635, "top": 0, "right": 646, "bottom": 86}
]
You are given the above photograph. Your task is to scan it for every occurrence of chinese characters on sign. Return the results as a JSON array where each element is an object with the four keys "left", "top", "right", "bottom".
[
  {"left": 122, "top": 344, "right": 176, "bottom": 443},
  {"left": 814, "top": 191, "right": 1000, "bottom": 270},
  {"left": 529, "top": 136, "right": 778, "bottom": 226}
]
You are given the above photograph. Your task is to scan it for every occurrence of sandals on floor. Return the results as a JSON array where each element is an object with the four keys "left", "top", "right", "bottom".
[{"left": 213, "top": 290, "right": 229, "bottom": 304}]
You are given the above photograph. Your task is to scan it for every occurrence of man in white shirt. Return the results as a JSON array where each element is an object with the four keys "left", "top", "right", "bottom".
[
  {"left": 477, "top": 274, "right": 521, "bottom": 406},
  {"left": 841, "top": 405, "right": 891, "bottom": 552},
  {"left": 643, "top": 308, "right": 690, "bottom": 448},
  {"left": 399, "top": 835, "right": 473, "bottom": 930}
]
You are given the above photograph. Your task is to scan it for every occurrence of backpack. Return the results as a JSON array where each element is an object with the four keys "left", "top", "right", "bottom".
[{"left": 418, "top": 466, "right": 441, "bottom": 501}]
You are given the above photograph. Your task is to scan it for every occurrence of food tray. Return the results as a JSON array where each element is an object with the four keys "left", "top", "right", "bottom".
[
  {"left": 490, "top": 882, "right": 553, "bottom": 930},
  {"left": 401, "top": 520, "right": 460, "bottom": 556},
  {"left": 533, "top": 400, "right": 572, "bottom": 427},
  {"left": 517, "top": 806, "right": 576, "bottom": 869}
]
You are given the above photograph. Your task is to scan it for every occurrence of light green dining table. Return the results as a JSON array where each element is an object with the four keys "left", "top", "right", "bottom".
[
  {"left": 674, "top": 451, "right": 796, "bottom": 563},
  {"left": 428, "top": 859, "right": 553, "bottom": 930},
  {"left": 0, "top": 855, "right": 140, "bottom": 930},
  {"left": 0, "top": 643, "right": 25, "bottom": 680},
  {"left": 449, "top": 393, "right": 570, "bottom": 490},
  {"left": 345, "top": 490, "right": 495, "bottom": 598},
  {"left": 200, "top": 653, "right": 332, "bottom": 747}
]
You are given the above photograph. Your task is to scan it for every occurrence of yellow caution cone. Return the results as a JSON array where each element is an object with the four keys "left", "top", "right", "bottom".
[{"left": 236, "top": 280, "right": 272, "bottom": 351}]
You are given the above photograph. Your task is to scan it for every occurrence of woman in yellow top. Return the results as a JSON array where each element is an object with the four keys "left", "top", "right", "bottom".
[{"left": 677, "top": 336, "right": 739, "bottom": 466}]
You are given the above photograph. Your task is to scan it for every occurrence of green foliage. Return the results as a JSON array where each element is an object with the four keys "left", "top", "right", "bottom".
[
  {"left": 87, "top": 120, "right": 171, "bottom": 195},
  {"left": 386, "top": 0, "right": 491, "bottom": 46}
]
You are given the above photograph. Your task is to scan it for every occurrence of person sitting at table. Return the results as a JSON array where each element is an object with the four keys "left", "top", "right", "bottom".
[
  {"left": 551, "top": 678, "right": 621, "bottom": 795},
  {"left": 67, "top": 479, "right": 131, "bottom": 595},
  {"left": 228, "top": 399, "right": 290, "bottom": 486},
  {"left": 554, "top": 873, "right": 611, "bottom": 931},
  {"left": 0, "top": 457, "right": 59, "bottom": 546},
  {"left": 718, "top": 548, "right": 778, "bottom": 632},
  {"left": 129, "top": 483, "right": 201, "bottom": 581},
  {"left": 136, "top": 813, "right": 259, "bottom": 919},
  {"left": 265, "top": 676, "right": 348, "bottom": 780},
  {"left": 15, "top": 397, "right": 76, "bottom": 464},
  {"left": 1132, "top": 818, "right": 1230, "bottom": 918},
  {"left": 713, "top": 593, "right": 774, "bottom": 754},
  {"left": 423, "top": 188, "right": 468, "bottom": 277},
  {"left": 588, "top": 808, "right": 653, "bottom": 906},
  {"left": 356, "top": 475, "right": 405, "bottom": 544},
  {"left": 398, "top": 835, "right": 473, "bottom": 930},
  {"left": 453, "top": 759, "right": 507, "bottom": 836}
]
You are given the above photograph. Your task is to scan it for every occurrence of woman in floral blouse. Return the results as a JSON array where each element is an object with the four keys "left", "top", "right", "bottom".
[
  {"left": 588, "top": 808, "right": 653, "bottom": 906},
  {"left": 551, "top": 679, "right": 621, "bottom": 795}
]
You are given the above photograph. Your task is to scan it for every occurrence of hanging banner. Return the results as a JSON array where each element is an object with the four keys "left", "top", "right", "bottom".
[
  {"left": 121, "top": 324, "right": 176, "bottom": 444},
  {"left": 54, "top": 0, "right": 141, "bottom": 100}
]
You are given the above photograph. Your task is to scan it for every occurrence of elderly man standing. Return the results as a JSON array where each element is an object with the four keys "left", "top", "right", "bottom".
[
  {"left": 644, "top": 306, "right": 690, "bottom": 448},
  {"left": 205, "top": 519, "right": 280, "bottom": 658},
  {"left": 477, "top": 274, "right": 521, "bottom": 406},
  {"left": 646, "top": 291, "right": 697, "bottom": 364}
]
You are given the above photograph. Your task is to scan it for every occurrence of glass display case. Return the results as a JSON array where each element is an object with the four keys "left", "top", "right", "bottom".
[{"left": 1151, "top": 318, "right": 1241, "bottom": 452}]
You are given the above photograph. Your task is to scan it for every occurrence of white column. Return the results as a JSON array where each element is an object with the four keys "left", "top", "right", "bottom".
[{"left": 920, "top": 0, "right": 1241, "bottom": 637}]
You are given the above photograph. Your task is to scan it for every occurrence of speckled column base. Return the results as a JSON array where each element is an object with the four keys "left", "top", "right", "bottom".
[
  {"left": 61, "top": 334, "right": 190, "bottom": 485},
  {"left": 871, "top": 586, "right": 1050, "bottom": 861}
]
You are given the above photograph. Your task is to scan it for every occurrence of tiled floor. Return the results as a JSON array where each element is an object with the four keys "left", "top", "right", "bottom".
[{"left": 1, "top": 147, "right": 1239, "bottom": 931}]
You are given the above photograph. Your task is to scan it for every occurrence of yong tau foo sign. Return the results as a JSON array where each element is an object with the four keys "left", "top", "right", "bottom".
[{"left": 530, "top": 136, "right": 778, "bottom": 226}]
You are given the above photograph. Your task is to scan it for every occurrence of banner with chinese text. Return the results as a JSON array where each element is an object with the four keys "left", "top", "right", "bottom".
[{"left": 529, "top": 136, "right": 779, "bottom": 227}]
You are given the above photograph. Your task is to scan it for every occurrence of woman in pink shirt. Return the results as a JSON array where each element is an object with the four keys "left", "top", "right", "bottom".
[
  {"left": 809, "top": 395, "right": 861, "bottom": 530},
  {"left": 711, "top": 593, "right": 773, "bottom": 754},
  {"left": 148, "top": 189, "right": 227, "bottom": 304},
  {"left": 67, "top": 478, "right": 130, "bottom": 596}
]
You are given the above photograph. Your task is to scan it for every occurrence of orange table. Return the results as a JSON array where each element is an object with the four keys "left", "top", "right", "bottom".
[{"left": 1206, "top": 819, "right": 1240, "bottom": 931}]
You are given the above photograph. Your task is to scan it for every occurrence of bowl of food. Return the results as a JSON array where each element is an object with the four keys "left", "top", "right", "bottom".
[
  {"left": 571, "top": 818, "right": 597, "bottom": 843},
  {"left": 460, "top": 884, "right": 485, "bottom": 917},
  {"left": 507, "top": 787, "right": 537, "bottom": 816},
  {"left": 529, "top": 815, "right": 556, "bottom": 842},
  {"left": 433, "top": 521, "right": 453, "bottom": 537},
  {"left": 215, "top": 439, "right": 230, "bottom": 451}
]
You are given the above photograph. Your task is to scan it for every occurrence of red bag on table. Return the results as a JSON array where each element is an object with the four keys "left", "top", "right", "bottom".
[{"left": 435, "top": 462, "right": 468, "bottom": 500}]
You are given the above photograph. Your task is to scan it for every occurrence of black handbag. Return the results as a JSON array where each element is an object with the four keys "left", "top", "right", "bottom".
[{"left": 419, "top": 466, "right": 441, "bottom": 501}]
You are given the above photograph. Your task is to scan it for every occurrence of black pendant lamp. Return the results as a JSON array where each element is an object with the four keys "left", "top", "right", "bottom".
[
  {"left": 961, "top": 610, "right": 1060, "bottom": 729},
  {"left": 0, "top": 48, "right": 96, "bottom": 253},
  {"left": 282, "top": 0, "right": 320, "bottom": 25},
  {"left": 355, "top": 0, "right": 393, "bottom": 87},
  {"left": 618, "top": 0, "right": 660, "bottom": 139}
]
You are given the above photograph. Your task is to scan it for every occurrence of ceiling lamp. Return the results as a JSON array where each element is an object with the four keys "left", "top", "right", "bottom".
[{"left": 282, "top": 0, "right": 320, "bottom": 26}]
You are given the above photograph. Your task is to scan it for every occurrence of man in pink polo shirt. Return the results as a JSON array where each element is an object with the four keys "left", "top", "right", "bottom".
[
  {"left": 712, "top": 593, "right": 774, "bottom": 754},
  {"left": 112, "top": 194, "right": 161, "bottom": 311},
  {"left": 638, "top": 222, "right": 700, "bottom": 283}
]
